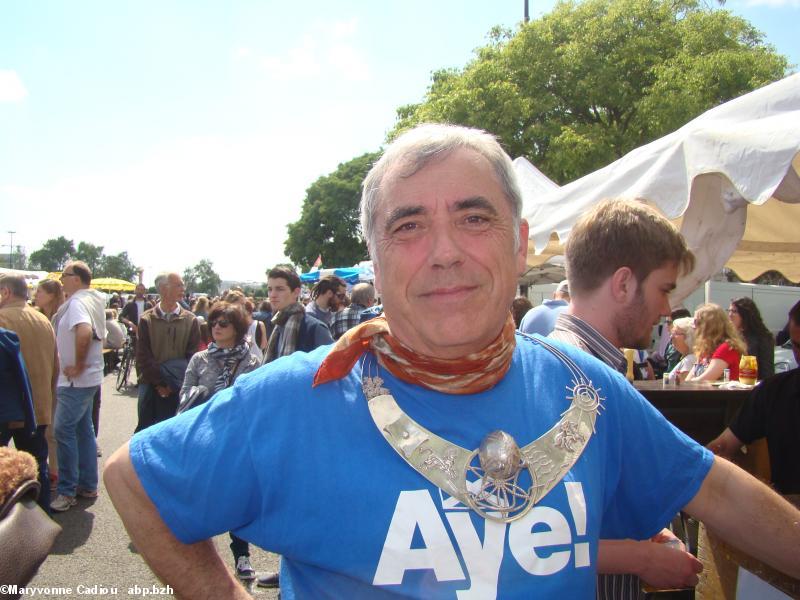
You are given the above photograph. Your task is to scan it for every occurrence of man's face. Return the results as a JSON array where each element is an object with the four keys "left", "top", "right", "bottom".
[
  {"left": 135, "top": 284, "right": 146, "bottom": 299},
  {"left": 60, "top": 267, "right": 83, "bottom": 297},
  {"left": 330, "top": 285, "right": 347, "bottom": 311},
  {"left": 160, "top": 275, "right": 185, "bottom": 305},
  {"left": 372, "top": 148, "right": 528, "bottom": 359},
  {"left": 616, "top": 262, "right": 679, "bottom": 349},
  {"left": 268, "top": 277, "right": 300, "bottom": 312},
  {"left": 789, "top": 319, "right": 800, "bottom": 365}
]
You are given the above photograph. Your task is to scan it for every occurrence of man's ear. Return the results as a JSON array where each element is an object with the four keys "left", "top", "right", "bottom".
[
  {"left": 609, "top": 266, "right": 637, "bottom": 304},
  {"left": 516, "top": 219, "right": 530, "bottom": 275}
]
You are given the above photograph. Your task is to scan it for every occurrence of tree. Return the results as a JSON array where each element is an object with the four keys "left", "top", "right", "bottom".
[
  {"left": 391, "top": 0, "right": 788, "bottom": 183},
  {"left": 74, "top": 242, "right": 105, "bottom": 273},
  {"left": 284, "top": 152, "right": 380, "bottom": 271},
  {"left": 96, "top": 251, "right": 137, "bottom": 281},
  {"left": 28, "top": 236, "right": 75, "bottom": 271},
  {"left": 183, "top": 259, "right": 221, "bottom": 295}
]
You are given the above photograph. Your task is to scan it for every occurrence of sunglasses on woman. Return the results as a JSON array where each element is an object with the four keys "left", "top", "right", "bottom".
[{"left": 210, "top": 319, "right": 231, "bottom": 328}]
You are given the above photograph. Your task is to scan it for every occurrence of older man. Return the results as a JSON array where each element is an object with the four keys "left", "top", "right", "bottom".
[
  {"left": 0, "top": 274, "right": 59, "bottom": 512},
  {"left": 331, "top": 282, "right": 376, "bottom": 340},
  {"left": 50, "top": 261, "right": 106, "bottom": 512},
  {"left": 134, "top": 272, "right": 199, "bottom": 432},
  {"left": 105, "top": 124, "right": 800, "bottom": 598}
]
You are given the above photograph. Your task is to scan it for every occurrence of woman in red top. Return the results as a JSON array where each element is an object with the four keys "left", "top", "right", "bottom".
[{"left": 686, "top": 303, "right": 747, "bottom": 382}]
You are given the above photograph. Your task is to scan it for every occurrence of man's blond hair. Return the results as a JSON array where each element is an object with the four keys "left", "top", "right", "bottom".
[{"left": 565, "top": 199, "right": 694, "bottom": 296}]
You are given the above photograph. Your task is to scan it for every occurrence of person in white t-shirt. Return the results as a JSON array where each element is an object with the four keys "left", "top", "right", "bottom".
[{"left": 50, "top": 261, "right": 107, "bottom": 512}]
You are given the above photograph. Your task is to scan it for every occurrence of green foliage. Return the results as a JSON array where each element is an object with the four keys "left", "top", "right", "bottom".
[
  {"left": 285, "top": 152, "right": 380, "bottom": 271},
  {"left": 183, "top": 259, "right": 221, "bottom": 295},
  {"left": 391, "top": 0, "right": 788, "bottom": 183},
  {"left": 28, "top": 237, "right": 76, "bottom": 271},
  {"left": 28, "top": 237, "right": 138, "bottom": 280},
  {"left": 96, "top": 251, "right": 138, "bottom": 281},
  {"left": 74, "top": 242, "right": 105, "bottom": 273}
]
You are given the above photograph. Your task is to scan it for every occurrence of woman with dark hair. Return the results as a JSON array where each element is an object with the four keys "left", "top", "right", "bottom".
[
  {"left": 511, "top": 296, "right": 533, "bottom": 330},
  {"left": 178, "top": 302, "right": 261, "bottom": 580},
  {"left": 686, "top": 304, "right": 746, "bottom": 382},
  {"left": 728, "top": 297, "right": 775, "bottom": 380},
  {"left": 34, "top": 279, "right": 65, "bottom": 320}
]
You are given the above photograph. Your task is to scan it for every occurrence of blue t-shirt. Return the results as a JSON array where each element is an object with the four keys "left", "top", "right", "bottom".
[
  {"left": 519, "top": 299, "right": 569, "bottom": 337},
  {"left": 130, "top": 333, "right": 713, "bottom": 599}
]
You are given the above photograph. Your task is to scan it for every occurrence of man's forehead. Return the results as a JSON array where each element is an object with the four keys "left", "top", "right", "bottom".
[{"left": 268, "top": 278, "right": 289, "bottom": 287}]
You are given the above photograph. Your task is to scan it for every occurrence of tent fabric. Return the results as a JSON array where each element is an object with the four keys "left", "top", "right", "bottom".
[
  {"left": 90, "top": 277, "right": 136, "bottom": 292},
  {"left": 300, "top": 268, "right": 362, "bottom": 285},
  {"left": 522, "top": 74, "right": 800, "bottom": 300}
]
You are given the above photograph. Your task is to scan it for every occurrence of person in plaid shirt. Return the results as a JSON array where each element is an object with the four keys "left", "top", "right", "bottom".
[{"left": 331, "top": 283, "right": 376, "bottom": 340}]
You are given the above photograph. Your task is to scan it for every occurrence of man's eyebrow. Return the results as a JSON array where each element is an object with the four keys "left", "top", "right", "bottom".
[
  {"left": 453, "top": 196, "right": 498, "bottom": 215},
  {"left": 384, "top": 205, "right": 426, "bottom": 232}
]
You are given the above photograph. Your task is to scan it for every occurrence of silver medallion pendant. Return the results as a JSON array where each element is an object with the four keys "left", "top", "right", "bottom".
[
  {"left": 361, "top": 338, "right": 604, "bottom": 525},
  {"left": 465, "top": 431, "right": 536, "bottom": 521}
]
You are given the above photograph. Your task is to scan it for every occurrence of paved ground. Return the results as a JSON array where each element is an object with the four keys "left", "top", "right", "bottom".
[{"left": 24, "top": 374, "right": 280, "bottom": 600}]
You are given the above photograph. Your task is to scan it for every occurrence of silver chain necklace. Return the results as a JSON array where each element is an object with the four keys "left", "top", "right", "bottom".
[{"left": 361, "top": 336, "right": 604, "bottom": 524}]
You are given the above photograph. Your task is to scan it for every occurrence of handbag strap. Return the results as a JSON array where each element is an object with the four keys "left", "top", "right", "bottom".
[{"left": 0, "top": 479, "right": 40, "bottom": 520}]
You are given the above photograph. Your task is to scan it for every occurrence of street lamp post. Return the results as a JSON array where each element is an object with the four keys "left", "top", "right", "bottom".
[{"left": 7, "top": 231, "right": 15, "bottom": 268}]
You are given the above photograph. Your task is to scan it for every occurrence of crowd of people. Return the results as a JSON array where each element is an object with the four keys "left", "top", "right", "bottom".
[{"left": 2, "top": 122, "right": 800, "bottom": 598}]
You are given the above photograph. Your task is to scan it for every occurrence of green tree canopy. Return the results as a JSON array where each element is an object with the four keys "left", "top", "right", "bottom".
[
  {"left": 183, "top": 259, "right": 221, "bottom": 295},
  {"left": 28, "top": 236, "right": 76, "bottom": 271},
  {"left": 285, "top": 152, "right": 380, "bottom": 271},
  {"left": 74, "top": 242, "right": 105, "bottom": 273},
  {"left": 392, "top": 0, "right": 788, "bottom": 183},
  {"left": 96, "top": 251, "right": 138, "bottom": 281}
]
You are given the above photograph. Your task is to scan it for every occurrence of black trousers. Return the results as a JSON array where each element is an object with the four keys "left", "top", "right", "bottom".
[
  {"left": 1, "top": 424, "right": 51, "bottom": 513},
  {"left": 135, "top": 383, "right": 178, "bottom": 433}
]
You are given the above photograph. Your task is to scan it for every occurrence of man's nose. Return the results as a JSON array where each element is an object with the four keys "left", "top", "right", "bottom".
[{"left": 428, "top": 224, "right": 464, "bottom": 269}]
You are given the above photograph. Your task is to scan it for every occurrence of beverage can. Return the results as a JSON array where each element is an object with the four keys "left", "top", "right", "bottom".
[
  {"left": 723, "top": 368, "right": 730, "bottom": 382},
  {"left": 739, "top": 355, "right": 758, "bottom": 385}
]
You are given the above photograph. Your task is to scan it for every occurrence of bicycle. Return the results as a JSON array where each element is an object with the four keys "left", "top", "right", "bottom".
[{"left": 115, "top": 335, "right": 135, "bottom": 392}]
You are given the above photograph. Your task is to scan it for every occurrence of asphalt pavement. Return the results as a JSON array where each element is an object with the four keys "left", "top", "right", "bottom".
[{"left": 24, "top": 374, "right": 279, "bottom": 600}]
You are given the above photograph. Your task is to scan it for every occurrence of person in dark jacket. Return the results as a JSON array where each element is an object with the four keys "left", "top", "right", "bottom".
[
  {"left": 263, "top": 266, "right": 332, "bottom": 364},
  {"left": 728, "top": 297, "right": 774, "bottom": 380}
]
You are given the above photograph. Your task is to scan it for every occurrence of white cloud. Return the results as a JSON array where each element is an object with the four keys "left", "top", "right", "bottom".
[
  {"left": 0, "top": 70, "right": 28, "bottom": 103},
  {"left": 256, "top": 19, "right": 370, "bottom": 82}
]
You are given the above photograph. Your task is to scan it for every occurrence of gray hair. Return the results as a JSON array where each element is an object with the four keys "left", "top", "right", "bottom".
[
  {"left": 671, "top": 317, "right": 696, "bottom": 348},
  {"left": 0, "top": 274, "right": 28, "bottom": 300},
  {"left": 360, "top": 123, "right": 523, "bottom": 256},
  {"left": 350, "top": 283, "right": 375, "bottom": 307},
  {"left": 154, "top": 273, "right": 170, "bottom": 291}
]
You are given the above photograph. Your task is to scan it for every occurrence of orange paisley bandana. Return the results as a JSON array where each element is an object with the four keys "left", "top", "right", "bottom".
[{"left": 313, "top": 313, "right": 516, "bottom": 395}]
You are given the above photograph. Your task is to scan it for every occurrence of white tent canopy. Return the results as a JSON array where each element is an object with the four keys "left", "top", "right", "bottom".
[{"left": 521, "top": 73, "right": 800, "bottom": 303}]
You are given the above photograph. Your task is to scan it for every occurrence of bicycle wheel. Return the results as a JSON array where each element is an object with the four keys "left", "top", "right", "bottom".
[{"left": 116, "top": 348, "right": 131, "bottom": 391}]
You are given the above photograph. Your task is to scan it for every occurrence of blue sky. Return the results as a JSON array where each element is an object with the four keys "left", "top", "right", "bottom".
[{"left": 1, "top": 0, "right": 797, "bottom": 284}]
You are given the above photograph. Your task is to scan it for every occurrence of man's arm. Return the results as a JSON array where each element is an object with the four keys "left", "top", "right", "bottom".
[
  {"left": 136, "top": 317, "right": 164, "bottom": 385},
  {"left": 684, "top": 456, "right": 800, "bottom": 578},
  {"left": 104, "top": 443, "right": 250, "bottom": 600},
  {"left": 597, "top": 535, "right": 702, "bottom": 589},
  {"left": 185, "top": 317, "right": 200, "bottom": 360},
  {"left": 707, "top": 428, "right": 745, "bottom": 461},
  {"left": 63, "top": 322, "right": 92, "bottom": 379}
]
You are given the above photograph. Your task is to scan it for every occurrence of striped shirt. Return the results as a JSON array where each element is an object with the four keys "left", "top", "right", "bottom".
[
  {"left": 549, "top": 313, "right": 627, "bottom": 375},
  {"left": 549, "top": 312, "right": 641, "bottom": 600}
]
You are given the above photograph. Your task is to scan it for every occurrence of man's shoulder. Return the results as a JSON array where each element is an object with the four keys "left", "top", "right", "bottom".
[{"left": 756, "top": 367, "right": 800, "bottom": 396}]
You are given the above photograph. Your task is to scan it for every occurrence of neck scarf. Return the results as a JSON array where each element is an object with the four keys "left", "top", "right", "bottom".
[
  {"left": 265, "top": 302, "right": 306, "bottom": 364},
  {"left": 314, "top": 313, "right": 517, "bottom": 395},
  {"left": 207, "top": 342, "right": 250, "bottom": 392}
]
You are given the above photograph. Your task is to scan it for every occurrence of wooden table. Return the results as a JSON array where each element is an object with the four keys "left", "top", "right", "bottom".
[{"left": 633, "top": 380, "right": 751, "bottom": 446}]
